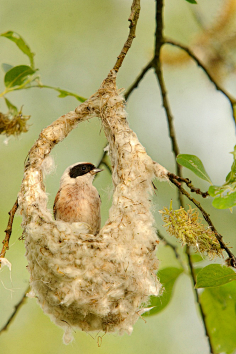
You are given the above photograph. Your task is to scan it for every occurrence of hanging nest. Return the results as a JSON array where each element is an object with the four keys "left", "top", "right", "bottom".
[{"left": 17, "top": 70, "right": 168, "bottom": 344}]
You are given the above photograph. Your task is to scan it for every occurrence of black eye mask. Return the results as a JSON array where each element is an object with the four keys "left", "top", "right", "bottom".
[{"left": 69, "top": 163, "right": 95, "bottom": 178}]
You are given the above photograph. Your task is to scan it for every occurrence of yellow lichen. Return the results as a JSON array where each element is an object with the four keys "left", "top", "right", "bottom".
[
  {"left": 0, "top": 110, "right": 30, "bottom": 136},
  {"left": 160, "top": 202, "right": 222, "bottom": 258}
]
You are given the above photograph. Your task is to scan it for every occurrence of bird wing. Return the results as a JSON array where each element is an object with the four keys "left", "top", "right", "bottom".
[{"left": 53, "top": 188, "right": 61, "bottom": 219}]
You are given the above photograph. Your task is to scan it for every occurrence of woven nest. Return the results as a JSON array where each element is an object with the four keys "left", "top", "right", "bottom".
[{"left": 18, "top": 70, "right": 168, "bottom": 344}]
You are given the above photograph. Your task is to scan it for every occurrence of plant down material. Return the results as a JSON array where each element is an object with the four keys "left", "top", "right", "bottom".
[
  {"left": 0, "top": 111, "right": 29, "bottom": 136},
  {"left": 17, "top": 70, "right": 168, "bottom": 344},
  {"left": 160, "top": 204, "right": 222, "bottom": 258}
]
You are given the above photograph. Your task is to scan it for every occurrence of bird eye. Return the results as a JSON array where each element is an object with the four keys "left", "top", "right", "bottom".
[{"left": 82, "top": 166, "right": 86, "bottom": 171}]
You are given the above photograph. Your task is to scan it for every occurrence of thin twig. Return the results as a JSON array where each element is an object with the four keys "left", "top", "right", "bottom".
[
  {"left": 164, "top": 38, "right": 236, "bottom": 123},
  {"left": 168, "top": 174, "right": 236, "bottom": 268},
  {"left": 157, "top": 230, "right": 185, "bottom": 269},
  {"left": 124, "top": 59, "right": 154, "bottom": 100},
  {"left": 153, "top": 0, "right": 183, "bottom": 206},
  {"left": 185, "top": 246, "right": 215, "bottom": 354},
  {"left": 0, "top": 286, "right": 29, "bottom": 334},
  {"left": 113, "top": 0, "right": 140, "bottom": 73},
  {"left": 0, "top": 199, "right": 18, "bottom": 266},
  {"left": 96, "top": 145, "right": 112, "bottom": 175},
  {"left": 168, "top": 173, "right": 209, "bottom": 198}
]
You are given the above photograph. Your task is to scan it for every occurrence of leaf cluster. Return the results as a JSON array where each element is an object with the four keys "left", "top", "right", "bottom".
[
  {"left": 177, "top": 151, "right": 236, "bottom": 209},
  {"left": 145, "top": 263, "right": 236, "bottom": 353},
  {"left": 0, "top": 31, "right": 86, "bottom": 136}
]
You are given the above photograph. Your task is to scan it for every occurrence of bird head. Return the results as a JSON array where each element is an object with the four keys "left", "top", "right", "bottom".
[{"left": 59, "top": 162, "right": 103, "bottom": 187}]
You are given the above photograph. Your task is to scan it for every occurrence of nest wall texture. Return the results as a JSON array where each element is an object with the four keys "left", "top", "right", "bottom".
[{"left": 17, "top": 70, "right": 168, "bottom": 343}]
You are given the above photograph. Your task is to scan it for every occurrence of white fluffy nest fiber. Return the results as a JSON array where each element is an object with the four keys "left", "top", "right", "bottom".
[{"left": 17, "top": 70, "right": 168, "bottom": 344}]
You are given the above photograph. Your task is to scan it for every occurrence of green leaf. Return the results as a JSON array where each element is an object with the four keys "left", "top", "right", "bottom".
[
  {"left": 233, "top": 104, "right": 236, "bottom": 125},
  {"left": 196, "top": 264, "right": 236, "bottom": 288},
  {"left": 226, "top": 146, "right": 236, "bottom": 183},
  {"left": 143, "top": 267, "right": 183, "bottom": 316},
  {"left": 38, "top": 85, "right": 86, "bottom": 102},
  {"left": 200, "top": 282, "right": 236, "bottom": 353},
  {"left": 190, "top": 254, "right": 204, "bottom": 263},
  {"left": 194, "top": 267, "right": 203, "bottom": 276},
  {"left": 185, "top": 0, "right": 197, "bottom": 3},
  {"left": 56, "top": 88, "right": 86, "bottom": 102},
  {"left": 209, "top": 184, "right": 236, "bottom": 209},
  {"left": 2, "top": 63, "right": 13, "bottom": 73},
  {"left": 4, "top": 65, "right": 36, "bottom": 88},
  {"left": 208, "top": 146, "right": 236, "bottom": 209},
  {"left": 176, "top": 154, "right": 212, "bottom": 183},
  {"left": 208, "top": 185, "right": 222, "bottom": 197},
  {"left": 1, "top": 31, "right": 35, "bottom": 68},
  {"left": 4, "top": 98, "right": 18, "bottom": 115},
  {"left": 211, "top": 190, "right": 236, "bottom": 209}
]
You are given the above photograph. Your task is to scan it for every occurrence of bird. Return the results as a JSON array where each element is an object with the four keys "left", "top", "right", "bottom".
[{"left": 53, "top": 162, "right": 102, "bottom": 235}]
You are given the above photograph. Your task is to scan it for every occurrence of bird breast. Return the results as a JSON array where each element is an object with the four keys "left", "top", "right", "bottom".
[{"left": 53, "top": 182, "right": 101, "bottom": 235}]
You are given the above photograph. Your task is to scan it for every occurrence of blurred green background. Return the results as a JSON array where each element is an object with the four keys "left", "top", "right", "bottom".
[{"left": 0, "top": 0, "right": 236, "bottom": 353}]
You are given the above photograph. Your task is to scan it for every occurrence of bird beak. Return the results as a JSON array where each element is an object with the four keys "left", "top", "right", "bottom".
[{"left": 90, "top": 168, "right": 103, "bottom": 175}]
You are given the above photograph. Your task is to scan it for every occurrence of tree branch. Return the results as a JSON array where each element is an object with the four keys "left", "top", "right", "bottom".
[
  {"left": 0, "top": 199, "right": 18, "bottom": 267},
  {"left": 185, "top": 246, "right": 215, "bottom": 354},
  {"left": 157, "top": 230, "right": 185, "bottom": 269},
  {"left": 0, "top": 287, "right": 29, "bottom": 334},
  {"left": 113, "top": 0, "right": 140, "bottom": 73},
  {"left": 153, "top": 0, "right": 183, "bottom": 205},
  {"left": 96, "top": 145, "right": 112, "bottom": 175},
  {"left": 164, "top": 38, "right": 236, "bottom": 124},
  {"left": 168, "top": 173, "right": 209, "bottom": 198},
  {"left": 124, "top": 59, "right": 153, "bottom": 100},
  {"left": 168, "top": 173, "right": 236, "bottom": 268}
]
